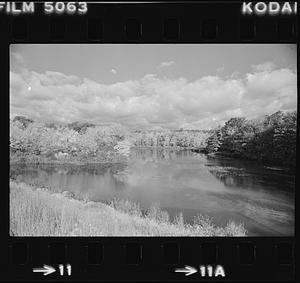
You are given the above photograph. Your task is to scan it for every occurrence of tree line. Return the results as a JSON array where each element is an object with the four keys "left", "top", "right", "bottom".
[
  {"left": 130, "top": 129, "right": 211, "bottom": 148},
  {"left": 10, "top": 117, "right": 127, "bottom": 160},
  {"left": 10, "top": 110, "right": 297, "bottom": 168},
  {"left": 204, "top": 110, "right": 297, "bottom": 169},
  {"left": 10, "top": 116, "right": 211, "bottom": 158}
]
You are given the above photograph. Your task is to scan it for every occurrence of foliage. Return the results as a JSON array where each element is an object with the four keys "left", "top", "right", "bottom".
[
  {"left": 205, "top": 111, "right": 297, "bottom": 168},
  {"left": 10, "top": 110, "right": 296, "bottom": 168},
  {"left": 131, "top": 130, "right": 211, "bottom": 149},
  {"left": 13, "top": 115, "right": 34, "bottom": 128},
  {"left": 67, "top": 121, "right": 95, "bottom": 134},
  {"left": 10, "top": 118, "right": 129, "bottom": 163},
  {"left": 10, "top": 181, "right": 246, "bottom": 236},
  {"left": 10, "top": 117, "right": 212, "bottom": 164}
]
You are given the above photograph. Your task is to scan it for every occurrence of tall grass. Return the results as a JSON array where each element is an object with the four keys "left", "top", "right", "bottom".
[{"left": 10, "top": 181, "right": 246, "bottom": 236}]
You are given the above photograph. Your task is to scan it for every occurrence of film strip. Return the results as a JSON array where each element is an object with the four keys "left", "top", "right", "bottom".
[{"left": 0, "top": 1, "right": 297, "bottom": 281}]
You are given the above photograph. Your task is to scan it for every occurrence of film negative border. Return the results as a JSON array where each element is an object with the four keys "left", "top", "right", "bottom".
[
  {"left": 0, "top": 0, "right": 297, "bottom": 281},
  {"left": 5, "top": 238, "right": 295, "bottom": 280},
  {"left": 0, "top": 1, "right": 297, "bottom": 43}
]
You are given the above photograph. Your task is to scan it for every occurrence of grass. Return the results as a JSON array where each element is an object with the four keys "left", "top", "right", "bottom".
[{"left": 10, "top": 180, "right": 247, "bottom": 236}]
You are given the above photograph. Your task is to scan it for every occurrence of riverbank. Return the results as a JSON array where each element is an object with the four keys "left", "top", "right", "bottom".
[
  {"left": 10, "top": 145, "right": 203, "bottom": 166},
  {"left": 10, "top": 180, "right": 246, "bottom": 236},
  {"left": 10, "top": 150, "right": 128, "bottom": 166}
]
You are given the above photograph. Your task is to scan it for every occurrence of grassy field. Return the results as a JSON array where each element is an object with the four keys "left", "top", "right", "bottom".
[{"left": 10, "top": 181, "right": 247, "bottom": 236}]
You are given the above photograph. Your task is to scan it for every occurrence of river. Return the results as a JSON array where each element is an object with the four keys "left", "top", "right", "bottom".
[{"left": 10, "top": 148, "right": 295, "bottom": 236}]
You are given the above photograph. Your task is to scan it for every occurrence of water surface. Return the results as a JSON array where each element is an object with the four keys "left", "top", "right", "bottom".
[{"left": 11, "top": 148, "right": 295, "bottom": 236}]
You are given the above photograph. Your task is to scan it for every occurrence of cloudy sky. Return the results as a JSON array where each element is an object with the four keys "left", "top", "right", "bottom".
[{"left": 10, "top": 44, "right": 297, "bottom": 130}]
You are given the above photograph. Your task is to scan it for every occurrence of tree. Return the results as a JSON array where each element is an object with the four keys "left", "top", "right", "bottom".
[{"left": 204, "top": 111, "right": 297, "bottom": 168}]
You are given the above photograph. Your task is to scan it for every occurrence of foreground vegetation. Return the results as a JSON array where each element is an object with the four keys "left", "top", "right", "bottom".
[{"left": 10, "top": 181, "right": 246, "bottom": 236}]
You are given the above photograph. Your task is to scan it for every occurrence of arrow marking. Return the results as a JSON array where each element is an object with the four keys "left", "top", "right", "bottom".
[
  {"left": 33, "top": 265, "right": 56, "bottom": 276},
  {"left": 175, "top": 265, "right": 197, "bottom": 276}
]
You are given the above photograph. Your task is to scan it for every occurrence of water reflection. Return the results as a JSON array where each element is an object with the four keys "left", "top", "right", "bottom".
[
  {"left": 11, "top": 162, "right": 130, "bottom": 193},
  {"left": 10, "top": 148, "right": 295, "bottom": 236},
  {"left": 206, "top": 155, "right": 295, "bottom": 193},
  {"left": 130, "top": 147, "right": 192, "bottom": 162}
]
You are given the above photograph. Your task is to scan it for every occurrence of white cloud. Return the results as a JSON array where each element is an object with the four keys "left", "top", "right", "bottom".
[
  {"left": 111, "top": 69, "right": 117, "bottom": 75},
  {"left": 242, "top": 67, "right": 297, "bottom": 118},
  {"left": 225, "top": 108, "right": 243, "bottom": 118},
  {"left": 10, "top": 52, "right": 27, "bottom": 73},
  {"left": 10, "top": 63, "right": 297, "bottom": 130},
  {"left": 216, "top": 66, "right": 225, "bottom": 73},
  {"left": 158, "top": 61, "right": 175, "bottom": 69},
  {"left": 251, "top": 62, "right": 276, "bottom": 72},
  {"left": 11, "top": 52, "right": 25, "bottom": 65}
]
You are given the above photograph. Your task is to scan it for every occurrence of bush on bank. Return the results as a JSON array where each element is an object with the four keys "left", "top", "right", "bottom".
[{"left": 10, "top": 117, "right": 130, "bottom": 163}]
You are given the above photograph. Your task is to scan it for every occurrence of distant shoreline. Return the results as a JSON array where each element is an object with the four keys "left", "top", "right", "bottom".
[
  {"left": 10, "top": 147, "right": 294, "bottom": 174},
  {"left": 9, "top": 146, "right": 206, "bottom": 166}
]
